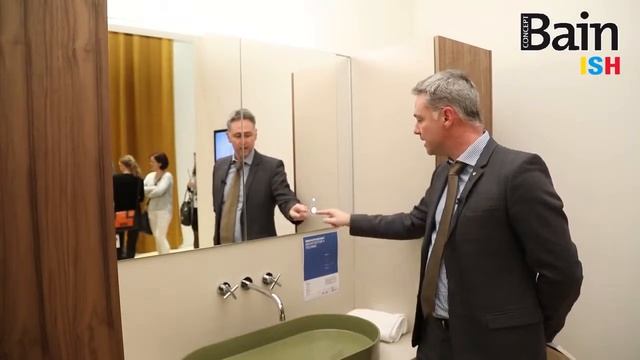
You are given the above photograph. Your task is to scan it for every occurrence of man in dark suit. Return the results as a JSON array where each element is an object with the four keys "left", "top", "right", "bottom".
[
  {"left": 318, "top": 70, "right": 582, "bottom": 360},
  {"left": 213, "top": 109, "right": 309, "bottom": 245}
]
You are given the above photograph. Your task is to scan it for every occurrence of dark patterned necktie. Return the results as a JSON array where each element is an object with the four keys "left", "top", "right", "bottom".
[{"left": 421, "top": 161, "right": 465, "bottom": 317}]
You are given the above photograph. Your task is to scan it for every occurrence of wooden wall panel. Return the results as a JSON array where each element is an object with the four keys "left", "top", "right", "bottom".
[
  {"left": 0, "top": 2, "right": 45, "bottom": 358},
  {"left": 434, "top": 36, "right": 492, "bottom": 165},
  {"left": 0, "top": 0, "right": 124, "bottom": 359}
]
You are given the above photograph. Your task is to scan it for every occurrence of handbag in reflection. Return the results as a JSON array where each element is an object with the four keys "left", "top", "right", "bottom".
[
  {"left": 139, "top": 210, "right": 153, "bottom": 235},
  {"left": 114, "top": 210, "right": 135, "bottom": 230},
  {"left": 180, "top": 190, "right": 193, "bottom": 226}
]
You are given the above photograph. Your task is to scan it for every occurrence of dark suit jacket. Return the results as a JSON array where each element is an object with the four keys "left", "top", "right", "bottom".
[
  {"left": 212, "top": 151, "right": 300, "bottom": 245},
  {"left": 113, "top": 173, "right": 144, "bottom": 212},
  {"left": 350, "top": 138, "right": 582, "bottom": 360}
]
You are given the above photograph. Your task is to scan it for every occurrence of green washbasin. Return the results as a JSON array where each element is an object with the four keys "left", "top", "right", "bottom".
[{"left": 184, "top": 314, "right": 380, "bottom": 360}]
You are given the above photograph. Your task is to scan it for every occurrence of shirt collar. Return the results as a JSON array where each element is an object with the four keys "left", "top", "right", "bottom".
[
  {"left": 233, "top": 149, "right": 255, "bottom": 166},
  {"left": 449, "top": 131, "right": 490, "bottom": 167}
]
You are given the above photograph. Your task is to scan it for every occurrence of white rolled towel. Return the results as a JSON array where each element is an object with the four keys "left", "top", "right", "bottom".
[{"left": 348, "top": 308, "right": 408, "bottom": 343}]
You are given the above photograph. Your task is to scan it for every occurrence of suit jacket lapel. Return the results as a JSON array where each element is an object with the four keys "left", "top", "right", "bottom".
[
  {"left": 243, "top": 151, "right": 262, "bottom": 202},
  {"left": 450, "top": 138, "right": 498, "bottom": 231},
  {"left": 423, "top": 164, "right": 449, "bottom": 250},
  {"left": 215, "top": 157, "right": 232, "bottom": 210}
]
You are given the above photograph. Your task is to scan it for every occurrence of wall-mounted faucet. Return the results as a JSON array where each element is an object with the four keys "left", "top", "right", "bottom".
[{"left": 241, "top": 275, "right": 286, "bottom": 322}]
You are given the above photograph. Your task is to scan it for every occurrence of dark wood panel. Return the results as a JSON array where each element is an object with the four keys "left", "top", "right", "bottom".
[
  {"left": 0, "top": 0, "right": 45, "bottom": 358},
  {"left": 0, "top": 0, "right": 124, "bottom": 358},
  {"left": 434, "top": 36, "right": 492, "bottom": 166}
]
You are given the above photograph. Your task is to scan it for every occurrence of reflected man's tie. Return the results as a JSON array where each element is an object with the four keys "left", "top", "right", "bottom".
[{"left": 220, "top": 162, "right": 242, "bottom": 244}]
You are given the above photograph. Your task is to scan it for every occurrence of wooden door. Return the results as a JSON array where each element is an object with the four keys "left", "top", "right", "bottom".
[{"left": 434, "top": 36, "right": 492, "bottom": 165}]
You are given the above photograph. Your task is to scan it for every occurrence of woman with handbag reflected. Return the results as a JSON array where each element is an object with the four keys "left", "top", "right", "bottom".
[
  {"left": 143, "top": 152, "right": 173, "bottom": 255},
  {"left": 113, "top": 155, "right": 144, "bottom": 259}
]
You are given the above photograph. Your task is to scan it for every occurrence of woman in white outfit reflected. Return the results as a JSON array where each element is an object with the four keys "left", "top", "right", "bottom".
[{"left": 144, "top": 152, "right": 173, "bottom": 254}]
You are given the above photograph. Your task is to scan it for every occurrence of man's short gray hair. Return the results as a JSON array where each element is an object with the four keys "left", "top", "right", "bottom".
[
  {"left": 412, "top": 70, "right": 482, "bottom": 123},
  {"left": 227, "top": 108, "right": 256, "bottom": 129}
]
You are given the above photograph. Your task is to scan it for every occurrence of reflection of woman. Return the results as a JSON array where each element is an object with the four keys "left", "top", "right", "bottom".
[
  {"left": 187, "top": 164, "right": 199, "bottom": 248},
  {"left": 113, "top": 155, "right": 144, "bottom": 259},
  {"left": 143, "top": 152, "right": 173, "bottom": 254}
]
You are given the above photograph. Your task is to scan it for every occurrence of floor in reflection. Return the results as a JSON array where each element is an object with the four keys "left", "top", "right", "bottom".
[{"left": 135, "top": 246, "right": 194, "bottom": 258}]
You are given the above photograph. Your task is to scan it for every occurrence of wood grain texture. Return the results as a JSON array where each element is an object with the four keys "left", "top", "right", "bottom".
[
  {"left": 0, "top": 0, "right": 124, "bottom": 358},
  {"left": 434, "top": 36, "right": 492, "bottom": 166}
]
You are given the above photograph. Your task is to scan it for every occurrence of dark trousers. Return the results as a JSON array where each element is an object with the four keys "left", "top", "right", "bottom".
[
  {"left": 416, "top": 316, "right": 453, "bottom": 360},
  {"left": 116, "top": 230, "right": 139, "bottom": 259},
  {"left": 192, "top": 207, "right": 199, "bottom": 249}
]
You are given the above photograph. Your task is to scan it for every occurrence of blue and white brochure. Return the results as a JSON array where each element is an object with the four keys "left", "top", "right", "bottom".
[{"left": 303, "top": 231, "right": 339, "bottom": 301}]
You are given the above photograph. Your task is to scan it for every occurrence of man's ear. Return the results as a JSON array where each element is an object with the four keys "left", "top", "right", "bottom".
[{"left": 442, "top": 106, "right": 460, "bottom": 128}]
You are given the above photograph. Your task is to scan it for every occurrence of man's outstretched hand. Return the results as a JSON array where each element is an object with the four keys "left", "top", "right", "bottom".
[{"left": 316, "top": 208, "right": 351, "bottom": 228}]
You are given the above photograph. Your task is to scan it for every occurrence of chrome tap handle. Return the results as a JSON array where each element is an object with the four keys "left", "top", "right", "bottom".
[
  {"left": 241, "top": 276, "right": 254, "bottom": 289},
  {"left": 262, "top": 272, "right": 282, "bottom": 291},
  {"left": 217, "top": 282, "right": 238, "bottom": 300}
]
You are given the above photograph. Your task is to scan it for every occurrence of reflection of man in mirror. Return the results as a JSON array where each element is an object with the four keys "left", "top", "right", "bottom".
[{"left": 213, "top": 108, "right": 309, "bottom": 245}]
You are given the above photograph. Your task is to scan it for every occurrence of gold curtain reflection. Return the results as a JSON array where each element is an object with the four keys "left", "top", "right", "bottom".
[{"left": 108, "top": 31, "right": 182, "bottom": 253}]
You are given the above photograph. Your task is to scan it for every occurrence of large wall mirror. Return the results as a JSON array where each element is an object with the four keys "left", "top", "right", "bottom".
[{"left": 108, "top": 27, "right": 352, "bottom": 260}]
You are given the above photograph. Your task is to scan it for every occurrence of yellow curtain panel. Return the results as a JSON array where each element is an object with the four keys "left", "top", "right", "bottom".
[{"left": 108, "top": 31, "right": 182, "bottom": 253}]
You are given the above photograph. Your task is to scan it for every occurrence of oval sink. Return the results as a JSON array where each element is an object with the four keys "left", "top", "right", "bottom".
[{"left": 184, "top": 314, "right": 380, "bottom": 360}]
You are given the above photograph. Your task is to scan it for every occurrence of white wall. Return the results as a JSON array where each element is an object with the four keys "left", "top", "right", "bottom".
[
  {"left": 173, "top": 40, "right": 197, "bottom": 249},
  {"left": 107, "top": 0, "right": 415, "bottom": 55},
  {"left": 412, "top": 0, "right": 640, "bottom": 359}
]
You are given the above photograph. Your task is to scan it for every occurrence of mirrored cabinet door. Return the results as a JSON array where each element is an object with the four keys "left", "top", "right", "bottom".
[{"left": 239, "top": 39, "right": 352, "bottom": 240}]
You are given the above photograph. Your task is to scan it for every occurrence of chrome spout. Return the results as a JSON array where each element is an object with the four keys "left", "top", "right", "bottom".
[{"left": 241, "top": 277, "right": 286, "bottom": 322}]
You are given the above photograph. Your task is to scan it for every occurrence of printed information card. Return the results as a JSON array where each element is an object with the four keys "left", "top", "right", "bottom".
[{"left": 303, "top": 231, "right": 339, "bottom": 301}]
